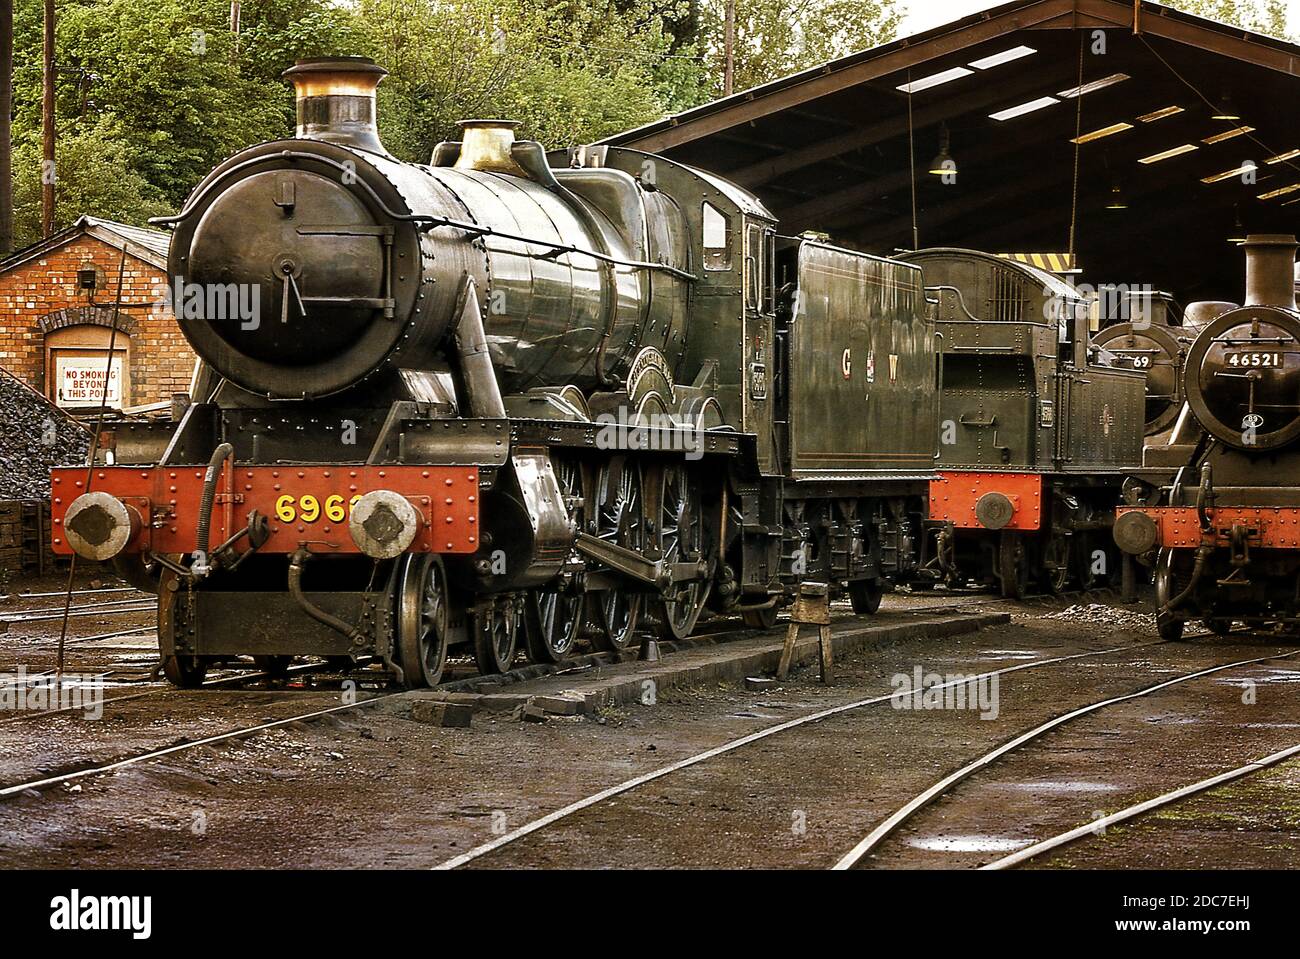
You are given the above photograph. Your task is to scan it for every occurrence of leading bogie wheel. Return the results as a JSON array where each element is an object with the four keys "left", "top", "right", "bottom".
[
  {"left": 473, "top": 596, "right": 520, "bottom": 675},
  {"left": 161, "top": 654, "right": 207, "bottom": 688},
  {"left": 396, "top": 553, "right": 451, "bottom": 688},
  {"left": 159, "top": 571, "right": 207, "bottom": 687}
]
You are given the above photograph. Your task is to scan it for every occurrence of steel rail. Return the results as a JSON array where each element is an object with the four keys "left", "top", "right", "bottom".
[
  {"left": 0, "top": 658, "right": 372, "bottom": 726},
  {"left": 832, "top": 646, "right": 1300, "bottom": 870},
  {"left": 2, "top": 597, "right": 157, "bottom": 619},
  {"left": 2, "top": 604, "right": 156, "bottom": 624},
  {"left": 981, "top": 741, "right": 1300, "bottom": 870},
  {"left": 434, "top": 637, "right": 1167, "bottom": 870},
  {"left": 0, "top": 687, "right": 402, "bottom": 799}
]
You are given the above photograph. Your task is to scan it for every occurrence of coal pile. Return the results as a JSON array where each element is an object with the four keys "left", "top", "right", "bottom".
[{"left": 0, "top": 367, "right": 90, "bottom": 500}]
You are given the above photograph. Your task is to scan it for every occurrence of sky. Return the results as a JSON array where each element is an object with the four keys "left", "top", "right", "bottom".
[{"left": 898, "top": 0, "right": 1300, "bottom": 39}]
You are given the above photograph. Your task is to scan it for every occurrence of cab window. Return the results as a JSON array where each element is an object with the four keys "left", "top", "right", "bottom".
[{"left": 702, "top": 203, "right": 731, "bottom": 271}]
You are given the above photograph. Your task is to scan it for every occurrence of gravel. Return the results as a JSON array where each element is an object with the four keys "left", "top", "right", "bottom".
[
  {"left": 1040, "top": 603, "right": 1156, "bottom": 633},
  {"left": 0, "top": 367, "right": 90, "bottom": 500}
]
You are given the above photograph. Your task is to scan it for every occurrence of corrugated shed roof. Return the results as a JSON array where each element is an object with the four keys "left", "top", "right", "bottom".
[{"left": 0, "top": 214, "right": 171, "bottom": 274}]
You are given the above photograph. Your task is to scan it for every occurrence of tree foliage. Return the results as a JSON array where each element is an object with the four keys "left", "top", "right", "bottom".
[
  {"left": 696, "top": 0, "right": 901, "bottom": 95},
  {"left": 1165, "top": 0, "right": 1292, "bottom": 39}
]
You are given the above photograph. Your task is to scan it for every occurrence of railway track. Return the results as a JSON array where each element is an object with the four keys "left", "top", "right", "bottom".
[
  {"left": 0, "top": 596, "right": 1087, "bottom": 806},
  {"left": 432, "top": 635, "right": 1174, "bottom": 869},
  {"left": 982, "top": 741, "right": 1300, "bottom": 869},
  {"left": 832, "top": 642, "right": 1300, "bottom": 869}
]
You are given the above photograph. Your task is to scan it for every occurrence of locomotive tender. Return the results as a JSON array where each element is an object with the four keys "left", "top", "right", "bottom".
[
  {"left": 1114, "top": 234, "right": 1300, "bottom": 640},
  {"left": 50, "top": 57, "right": 940, "bottom": 686}
]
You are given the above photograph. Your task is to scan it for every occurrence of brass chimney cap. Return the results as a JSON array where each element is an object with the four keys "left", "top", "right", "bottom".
[{"left": 282, "top": 56, "right": 388, "bottom": 80}]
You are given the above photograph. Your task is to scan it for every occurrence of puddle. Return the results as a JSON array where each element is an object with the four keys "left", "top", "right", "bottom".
[
  {"left": 1214, "top": 670, "right": 1300, "bottom": 686},
  {"left": 1005, "top": 780, "right": 1123, "bottom": 794},
  {"left": 977, "top": 650, "right": 1039, "bottom": 660},
  {"left": 907, "top": 834, "right": 1034, "bottom": 853}
]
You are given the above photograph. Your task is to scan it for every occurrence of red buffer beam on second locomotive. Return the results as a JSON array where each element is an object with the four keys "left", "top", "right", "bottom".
[{"left": 929, "top": 472, "right": 1044, "bottom": 531}]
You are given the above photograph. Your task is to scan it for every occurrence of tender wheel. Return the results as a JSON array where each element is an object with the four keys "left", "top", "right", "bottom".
[
  {"left": 652, "top": 463, "right": 711, "bottom": 641},
  {"left": 848, "top": 577, "right": 884, "bottom": 615},
  {"left": 590, "top": 459, "right": 644, "bottom": 651},
  {"left": 253, "top": 655, "right": 292, "bottom": 679},
  {"left": 526, "top": 455, "right": 586, "bottom": 664},
  {"left": 161, "top": 654, "right": 207, "bottom": 688},
  {"left": 396, "top": 554, "right": 450, "bottom": 688},
  {"left": 473, "top": 597, "right": 520, "bottom": 674},
  {"left": 997, "top": 532, "right": 1029, "bottom": 600},
  {"left": 742, "top": 606, "right": 778, "bottom": 630}
]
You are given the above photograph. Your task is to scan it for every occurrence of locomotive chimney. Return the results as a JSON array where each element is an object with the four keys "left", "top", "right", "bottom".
[
  {"left": 453, "top": 120, "right": 529, "bottom": 176},
  {"left": 282, "top": 57, "right": 388, "bottom": 156},
  {"left": 1242, "top": 234, "right": 1298, "bottom": 310}
]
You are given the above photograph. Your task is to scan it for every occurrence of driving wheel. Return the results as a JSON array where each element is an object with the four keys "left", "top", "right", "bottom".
[{"left": 590, "top": 458, "right": 644, "bottom": 651}]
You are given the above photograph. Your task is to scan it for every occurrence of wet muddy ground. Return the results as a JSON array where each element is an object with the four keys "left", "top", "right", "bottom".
[{"left": 1, "top": 573, "right": 1297, "bottom": 870}]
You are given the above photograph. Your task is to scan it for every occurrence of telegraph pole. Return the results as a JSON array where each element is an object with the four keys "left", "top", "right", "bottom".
[
  {"left": 723, "top": 0, "right": 735, "bottom": 96},
  {"left": 0, "top": 0, "right": 13, "bottom": 255},
  {"left": 42, "top": 0, "right": 55, "bottom": 237}
]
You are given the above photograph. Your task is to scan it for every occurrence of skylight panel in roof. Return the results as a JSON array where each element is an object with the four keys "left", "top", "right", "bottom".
[
  {"left": 1201, "top": 163, "right": 1258, "bottom": 184},
  {"left": 1138, "top": 144, "right": 1198, "bottom": 164},
  {"left": 1071, "top": 122, "right": 1133, "bottom": 144},
  {"left": 968, "top": 46, "right": 1037, "bottom": 70},
  {"left": 989, "top": 96, "right": 1059, "bottom": 121},
  {"left": 1136, "top": 106, "right": 1184, "bottom": 122},
  {"left": 896, "top": 67, "right": 973, "bottom": 93},
  {"left": 1202, "top": 126, "right": 1254, "bottom": 145},
  {"left": 1266, "top": 149, "right": 1300, "bottom": 164},
  {"left": 1258, "top": 182, "right": 1300, "bottom": 200},
  {"left": 1058, "top": 74, "right": 1130, "bottom": 98}
]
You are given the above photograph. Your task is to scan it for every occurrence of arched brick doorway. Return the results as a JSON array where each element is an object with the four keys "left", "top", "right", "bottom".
[{"left": 38, "top": 307, "right": 137, "bottom": 409}]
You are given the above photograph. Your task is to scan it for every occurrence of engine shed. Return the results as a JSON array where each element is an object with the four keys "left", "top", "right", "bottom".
[{"left": 602, "top": 0, "right": 1300, "bottom": 309}]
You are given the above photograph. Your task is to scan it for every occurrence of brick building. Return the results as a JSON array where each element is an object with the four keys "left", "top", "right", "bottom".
[{"left": 0, "top": 215, "right": 195, "bottom": 411}]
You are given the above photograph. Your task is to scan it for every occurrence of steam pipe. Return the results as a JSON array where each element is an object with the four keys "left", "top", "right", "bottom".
[{"left": 193, "top": 442, "right": 233, "bottom": 576}]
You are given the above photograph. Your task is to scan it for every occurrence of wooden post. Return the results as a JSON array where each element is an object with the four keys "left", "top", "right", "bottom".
[{"left": 776, "top": 582, "right": 832, "bottom": 683}]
